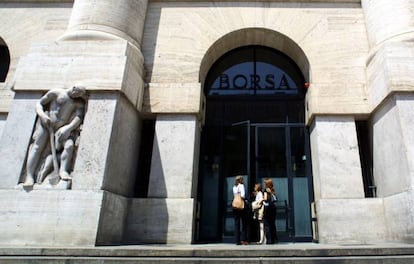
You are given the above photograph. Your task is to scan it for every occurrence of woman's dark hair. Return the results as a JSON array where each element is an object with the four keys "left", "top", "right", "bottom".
[{"left": 264, "top": 178, "right": 275, "bottom": 194}]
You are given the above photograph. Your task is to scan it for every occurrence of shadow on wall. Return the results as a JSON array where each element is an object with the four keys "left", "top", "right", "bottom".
[{"left": 123, "top": 133, "right": 169, "bottom": 244}]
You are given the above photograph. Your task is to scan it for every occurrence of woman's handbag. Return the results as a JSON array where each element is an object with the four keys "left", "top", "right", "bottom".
[
  {"left": 232, "top": 193, "right": 245, "bottom": 210},
  {"left": 252, "top": 200, "right": 264, "bottom": 220}
]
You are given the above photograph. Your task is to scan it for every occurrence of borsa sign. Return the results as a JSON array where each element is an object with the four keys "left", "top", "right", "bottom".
[{"left": 212, "top": 73, "right": 297, "bottom": 91}]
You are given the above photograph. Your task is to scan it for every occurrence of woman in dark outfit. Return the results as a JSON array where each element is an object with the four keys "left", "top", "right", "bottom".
[{"left": 263, "top": 178, "right": 278, "bottom": 244}]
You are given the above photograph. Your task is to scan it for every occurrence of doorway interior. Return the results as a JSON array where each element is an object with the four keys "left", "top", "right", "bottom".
[{"left": 196, "top": 46, "right": 313, "bottom": 243}]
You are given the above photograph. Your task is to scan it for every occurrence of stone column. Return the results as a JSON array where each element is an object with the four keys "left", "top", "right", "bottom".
[
  {"left": 363, "top": 0, "right": 414, "bottom": 242},
  {"left": 61, "top": 0, "right": 147, "bottom": 49},
  {"left": 310, "top": 116, "right": 387, "bottom": 243},
  {"left": 125, "top": 114, "right": 200, "bottom": 244},
  {"left": 0, "top": 0, "right": 149, "bottom": 247},
  {"left": 362, "top": 0, "right": 414, "bottom": 106},
  {"left": 148, "top": 114, "right": 200, "bottom": 199},
  {"left": 310, "top": 116, "right": 364, "bottom": 201}
]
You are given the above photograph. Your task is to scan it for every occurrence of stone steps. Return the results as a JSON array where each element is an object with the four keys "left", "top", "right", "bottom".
[{"left": 1, "top": 243, "right": 414, "bottom": 263}]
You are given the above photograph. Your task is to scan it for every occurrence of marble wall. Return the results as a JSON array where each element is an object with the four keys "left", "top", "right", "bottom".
[
  {"left": 142, "top": 1, "right": 370, "bottom": 119},
  {"left": 0, "top": 2, "right": 72, "bottom": 112},
  {"left": 0, "top": 0, "right": 413, "bottom": 245}
]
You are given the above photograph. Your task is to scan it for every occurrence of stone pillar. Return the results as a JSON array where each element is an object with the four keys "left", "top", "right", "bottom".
[
  {"left": 362, "top": 0, "right": 414, "bottom": 106},
  {"left": 125, "top": 114, "right": 200, "bottom": 244},
  {"left": 310, "top": 116, "right": 364, "bottom": 201},
  {"left": 61, "top": 0, "right": 148, "bottom": 49},
  {"left": 362, "top": 0, "right": 413, "bottom": 48},
  {"left": 0, "top": 0, "right": 149, "bottom": 246},
  {"left": 148, "top": 114, "right": 200, "bottom": 199},
  {"left": 363, "top": 0, "right": 414, "bottom": 242},
  {"left": 310, "top": 116, "right": 387, "bottom": 243}
]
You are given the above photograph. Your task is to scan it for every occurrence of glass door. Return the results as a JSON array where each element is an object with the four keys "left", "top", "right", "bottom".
[
  {"left": 222, "top": 121, "right": 250, "bottom": 241},
  {"left": 255, "top": 126, "right": 292, "bottom": 241},
  {"left": 290, "top": 126, "right": 313, "bottom": 240},
  {"left": 255, "top": 124, "right": 313, "bottom": 242},
  {"left": 196, "top": 122, "right": 313, "bottom": 242}
]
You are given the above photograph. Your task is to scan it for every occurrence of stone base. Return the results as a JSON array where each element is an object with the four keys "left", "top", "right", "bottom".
[
  {"left": 384, "top": 190, "right": 414, "bottom": 243},
  {"left": 124, "top": 198, "right": 195, "bottom": 244},
  {"left": 2, "top": 243, "right": 414, "bottom": 263},
  {"left": 0, "top": 190, "right": 127, "bottom": 247},
  {"left": 316, "top": 198, "right": 387, "bottom": 244}
]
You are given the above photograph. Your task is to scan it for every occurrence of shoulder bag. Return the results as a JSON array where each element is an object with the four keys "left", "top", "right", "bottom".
[{"left": 232, "top": 193, "right": 245, "bottom": 210}]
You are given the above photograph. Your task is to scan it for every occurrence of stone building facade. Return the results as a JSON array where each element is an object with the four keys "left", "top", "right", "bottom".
[{"left": 0, "top": 0, "right": 413, "bottom": 246}]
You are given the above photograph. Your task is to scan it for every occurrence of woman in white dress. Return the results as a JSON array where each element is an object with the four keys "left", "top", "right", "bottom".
[
  {"left": 252, "top": 183, "right": 266, "bottom": 244},
  {"left": 232, "top": 175, "right": 248, "bottom": 245}
]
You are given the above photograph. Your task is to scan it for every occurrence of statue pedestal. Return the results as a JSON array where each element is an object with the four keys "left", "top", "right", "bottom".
[{"left": 0, "top": 189, "right": 128, "bottom": 246}]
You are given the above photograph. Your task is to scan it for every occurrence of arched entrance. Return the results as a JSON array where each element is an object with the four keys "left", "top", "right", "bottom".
[
  {"left": 0, "top": 37, "right": 10, "bottom": 82},
  {"left": 196, "top": 44, "right": 313, "bottom": 243}
]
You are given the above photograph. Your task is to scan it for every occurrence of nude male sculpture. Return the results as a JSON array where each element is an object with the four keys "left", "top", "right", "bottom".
[{"left": 23, "top": 86, "right": 87, "bottom": 186}]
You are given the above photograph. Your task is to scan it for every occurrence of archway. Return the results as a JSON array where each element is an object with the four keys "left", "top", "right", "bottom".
[
  {"left": 0, "top": 38, "right": 10, "bottom": 82},
  {"left": 196, "top": 30, "right": 313, "bottom": 243}
]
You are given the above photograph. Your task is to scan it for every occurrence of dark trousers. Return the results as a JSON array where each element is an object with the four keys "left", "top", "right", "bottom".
[
  {"left": 264, "top": 206, "right": 278, "bottom": 244},
  {"left": 233, "top": 208, "right": 248, "bottom": 244}
]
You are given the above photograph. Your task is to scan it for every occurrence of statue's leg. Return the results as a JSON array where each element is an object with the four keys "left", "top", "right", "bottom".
[
  {"left": 37, "top": 154, "right": 53, "bottom": 183},
  {"left": 59, "top": 139, "right": 74, "bottom": 180},
  {"left": 24, "top": 125, "right": 48, "bottom": 186}
]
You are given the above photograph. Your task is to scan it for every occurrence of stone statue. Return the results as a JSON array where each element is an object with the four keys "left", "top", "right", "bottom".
[{"left": 22, "top": 86, "right": 87, "bottom": 187}]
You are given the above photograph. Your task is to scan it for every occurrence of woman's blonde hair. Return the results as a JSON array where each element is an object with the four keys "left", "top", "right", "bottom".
[{"left": 234, "top": 175, "right": 244, "bottom": 186}]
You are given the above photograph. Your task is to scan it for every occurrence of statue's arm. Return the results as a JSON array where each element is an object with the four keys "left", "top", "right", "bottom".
[
  {"left": 56, "top": 103, "right": 85, "bottom": 141},
  {"left": 64, "top": 115, "right": 82, "bottom": 133},
  {"left": 67, "top": 103, "right": 85, "bottom": 131},
  {"left": 36, "top": 91, "right": 55, "bottom": 125}
]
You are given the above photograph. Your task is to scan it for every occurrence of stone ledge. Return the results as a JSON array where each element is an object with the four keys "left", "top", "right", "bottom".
[
  {"left": 316, "top": 198, "right": 387, "bottom": 244},
  {"left": 0, "top": 190, "right": 105, "bottom": 247},
  {"left": 0, "top": 0, "right": 72, "bottom": 2},
  {"left": 151, "top": 0, "right": 360, "bottom": 3},
  {"left": 124, "top": 198, "right": 195, "bottom": 244},
  {"left": 0, "top": 0, "right": 360, "bottom": 2},
  {"left": 143, "top": 82, "right": 202, "bottom": 115},
  {"left": 13, "top": 40, "right": 145, "bottom": 110},
  {"left": 0, "top": 243, "right": 413, "bottom": 258},
  {"left": 367, "top": 41, "right": 414, "bottom": 110}
]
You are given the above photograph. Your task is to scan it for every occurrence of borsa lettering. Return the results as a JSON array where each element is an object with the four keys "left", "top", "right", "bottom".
[{"left": 217, "top": 74, "right": 294, "bottom": 90}]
